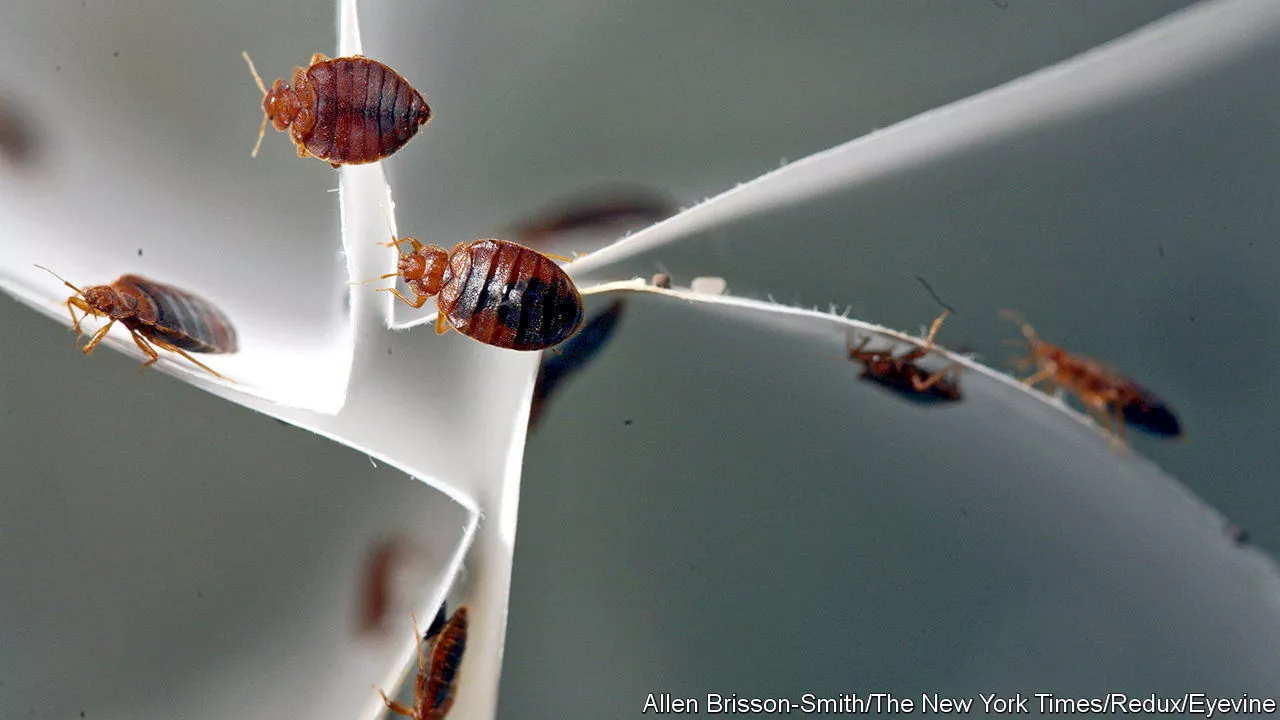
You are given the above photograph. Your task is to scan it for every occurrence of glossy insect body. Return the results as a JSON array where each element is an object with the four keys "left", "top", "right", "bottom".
[
  {"left": 848, "top": 311, "right": 962, "bottom": 404},
  {"left": 1002, "top": 310, "right": 1183, "bottom": 441},
  {"left": 42, "top": 267, "right": 237, "bottom": 379},
  {"left": 382, "top": 237, "right": 585, "bottom": 351},
  {"left": 243, "top": 52, "right": 431, "bottom": 167},
  {"left": 378, "top": 605, "right": 469, "bottom": 720}
]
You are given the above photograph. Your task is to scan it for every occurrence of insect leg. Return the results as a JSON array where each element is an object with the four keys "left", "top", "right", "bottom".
[
  {"left": 375, "top": 687, "right": 418, "bottom": 720},
  {"left": 79, "top": 320, "right": 116, "bottom": 354},
  {"left": 846, "top": 333, "right": 879, "bottom": 362},
  {"left": 145, "top": 337, "right": 232, "bottom": 380},
  {"left": 1083, "top": 402, "right": 1127, "bottom": 451},
  {"left": 129, "top": 329, "right": 161, "bottom": 367},
  {"left": 310, "top": 52, "right": 331, "bottom": 65},
  {"left": 435, "top": 312, "right": 453, "bottom": 336},
  {"left": 920, "top": 310, "right": 950, "bottom": 351},
  {"left": 377, "top": 287, "right": 430, "bottom": 309},
  {"left": 411, "top": 612, "right": 432, "bottom": 708},
  {"left": 1109, "top": 402, "right": 1129, "bottom": 447},
  {"left": 912, "top": 362, "right": 964, "bottom": 392},
  {"left": 1020, "top": 364, "right": 1056, "bottom": 389},
  {"left": 171, "top": 348, "right": 231, "bottom": 380},
  {"left": 65, "top": 297, "right": 88, "bottom": 336},
  {"left": 381, "top": 236, "right": 423, "bottom": 252}
]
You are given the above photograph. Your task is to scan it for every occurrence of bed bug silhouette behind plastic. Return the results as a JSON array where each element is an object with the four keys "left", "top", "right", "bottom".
[
  {"left": 242, "top": 52, "right": 431, "bottom": 167},
  {"left": 530, "top": 299, "right": 626, "bottom": 429}
]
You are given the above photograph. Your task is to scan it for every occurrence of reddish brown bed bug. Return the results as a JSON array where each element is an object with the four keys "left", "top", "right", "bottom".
[
  {"left": 847, "top": 310, "right": 962, "bottom": 404},
  {"left": 241, "top": 51, "right": 431, "bottom": 167},
  {"left": 377, "top": 605, "right": 468, "bottom": 720},
  {"left": 377, "top": 234, "right": 585, "bottom": 351},
  {"left": 1001, "top": 310, "right": 1183, "bottom": 443},
  {"left": 38, "top": 266, "right": 237, "bottom": 380}
]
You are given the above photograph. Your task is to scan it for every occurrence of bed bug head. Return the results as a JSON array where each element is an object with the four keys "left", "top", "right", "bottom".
[
  {"left": 370, "top": 234, "right": 449, "bottom": 301},
  {"left": 395, "top": 239, "right": 449, "bottom": 297},
  {"left": 35, "top": 263, "right": 115, "bottom": 313},
  {"left": 261, "top": 79, "right": 298, "bottom": 131},
  {"left": 241, "top": 51, "right": 298, "bottom": 157},
  {"left": 36, "top": 264, "right": 132, "bottom": 337}
]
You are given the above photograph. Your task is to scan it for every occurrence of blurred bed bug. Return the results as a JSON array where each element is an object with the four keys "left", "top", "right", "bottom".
[
  {"left": 847, "top": 310, "right": 962, "bottom": 404},
  {"left": 511, "top": 191, "right": 676, "bottom": 247},
  {"left": 38, "top": 266, "right": 237, "bottom": 380},
  {"left": 358, "top": 538, "right": 405, "bottom": 636},
  {"left": 1001, "top": 310, "right": 1183, "bottom": 443},
  {"left": 530, "top": 299, "right": 626, "bottom": 429},
  {"left": 378, "top": 605, "right": 468, "bottom": 720},
  {"left": 378, "top": 234, "right": 585, "bottom": 351},
  {"left": 241, "top": 51, "right": 431, "bottom": 167}
]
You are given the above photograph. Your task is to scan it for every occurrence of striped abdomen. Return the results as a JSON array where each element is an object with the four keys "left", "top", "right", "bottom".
[
  {"left": 119, "top": 275, "right": 238, "bottom": 354},
  {"left": 424, "top": 606, "right": 467, "bottom": 719},
  {"left": 438, "top": 239, "right": 584, "bottom": 351},
  {"left": 302, "top": 56, "right": 431, "bottom": 165}
]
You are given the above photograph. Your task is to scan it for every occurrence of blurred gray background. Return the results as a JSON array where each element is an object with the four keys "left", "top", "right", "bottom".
[{"left": 6, "top": 1, "right": 1278, "bottom": 718}]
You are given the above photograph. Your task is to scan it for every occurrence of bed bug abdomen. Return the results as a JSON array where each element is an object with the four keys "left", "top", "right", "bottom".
[
  {"left": 302, "top": 55, "right": 431, "bottom": 166},
  {"left": 1120, "top": 387, "right": 1183, "bottom": 437},
  {"left": 439, "top": 239, "right": 584, "bottom": 351},
  {"left": 122, "top": 275, "right": 238, "bottom": 354}
]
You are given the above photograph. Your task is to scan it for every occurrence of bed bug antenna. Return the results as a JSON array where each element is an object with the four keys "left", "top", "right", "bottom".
[
  {"left": 241, "top": 52, "right": 269, "bottom": 158},
  {"left": 913, "top": 275, "right": 955, "bottom": 316},
  {"left": 242, "top": 52, "right": 268, "bottom": 96},
  {"left": 347, "top": 273, "right": 401, "bottom": 287},
  {"left": 34, "top": 263, "right": 87, "bottom": 298},
  {"left": 378, "top": 203, "right": 401, "bottom": 246},
  {"left": 998, "top": 309, "right": 1038, "bottom": 342}
]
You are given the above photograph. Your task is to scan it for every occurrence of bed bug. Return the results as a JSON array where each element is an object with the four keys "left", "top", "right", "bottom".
[
  {"left": 241, "top": 52, "right": 431, "bottom": 167},
  {"left": 377, "top": 605, "right": 468, "bottom": 720},
  {"left": 1001, "top": 310, "right": 1183, "bottom": 442},
  {"left": 358, "top": 539, "right": 405, "bottom": 636},
  {"left": 530, "top": 299, "right": 626, "bottom": 429},
  {"left": 847, "top": 310, "right": 962, "bottom": 404},
  {"left": 511, "top": 191, "right": 675, "bottom": 247},
  {"left": 38, "top": 266, "right": 237, "bottom": 380},
  {"left": 378, "top": 235, "right": 585, "bottom": 351}
]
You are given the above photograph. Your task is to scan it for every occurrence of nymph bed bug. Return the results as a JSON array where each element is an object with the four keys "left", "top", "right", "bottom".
[
  {"left": 377, "top": 605, "right": 468, "bottom": 720},
  {"left": 379, "top": 235, "right": 585, "bottom": 351},
  {"left": 530, "top": 299, "right": 626, "bottom": 429},
  {"left": 1001, "top": 310, "right": 1183, "bottom": 442},
  {"left": 39, "top": 266, "right": 237, "bottom": 380},
  {"left": 241, "top": 52, "right": 431, "bottom": 167},
  {"left": 847, "top": 310, "right": 962, "bottom": 404}
]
